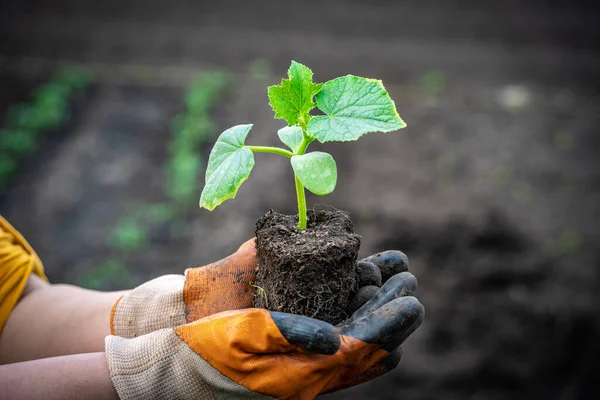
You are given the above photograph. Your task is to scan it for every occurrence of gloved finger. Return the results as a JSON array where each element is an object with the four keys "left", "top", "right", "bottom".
[
  {"left": 362, "top": 250, "right": 409, "bottom": 283},
  {"left": 348, "top": 285, "right": 379, "bottom": 314},
  {"left": 345, "top": 272, "right": 418, "bottom": 325},
  {"left": 340, "top": 296, "right": 424, "bottom": 351},
  {"left": 356, "top": 260, "right": 383, "bottom": 287},
  {"left": 177, "top": 308, "right": 341, "bottom": 359},
  {"left": 184, "top": 238, "right": 257, "bottom": 321},
  {"left": 270, "top": 312, "right": 340, "bottom": 355},
  {"left": 325, "top": 347, "right": 403, "bottom": 393}
]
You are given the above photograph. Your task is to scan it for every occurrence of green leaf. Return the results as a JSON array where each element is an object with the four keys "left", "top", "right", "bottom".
[
  {"left": 291, "top": 152, "right": 337, "bottom": 195},
  {"left": 277, "top": 126, "right": 303, "bottom": 153},
  {"left": 267, "top": 61, "right": 323, "bottom": 126},
  {"left": 200, "top": 124, "right": 255, "bottom": 210},
  {"left": 307, "top": 75, "right": 406, "bottom": 142}
]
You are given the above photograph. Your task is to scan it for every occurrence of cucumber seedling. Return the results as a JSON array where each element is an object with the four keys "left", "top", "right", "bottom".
[
  {"left": 200, "top": 61, "right": 405, "bottom": 229},
  {"left": 200, "top": 61, "right": 407, "bottom": 323}
]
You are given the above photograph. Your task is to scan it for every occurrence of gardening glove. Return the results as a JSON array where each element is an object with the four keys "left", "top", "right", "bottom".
[
  {"left": 350, "top": 250, "right": 410, "bottom": 313},
  {"left": 105, "top": 271, "right": 424, "bottom": 400},
  {"left": 110, "top": 238, "right": 257, "bottom": 338},
  {"left": 110, "top": 238, "right": 410, "bottom": 339}
]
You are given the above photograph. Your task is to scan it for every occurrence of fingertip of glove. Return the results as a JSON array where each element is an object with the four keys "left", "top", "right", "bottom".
[
  {"left": 380, "top": 346, "right": 403, "bottom": 371},
  {"left": 348, "top": 285, "right": 380, "bottom": 314},
  {"left": 356, "top": 261, "right": 382, "bottom": 287},
  {"left": 270, "top": 312, "right": 340, "bottom": 355},
  {"left": 364, "top": 251, "right": 409, "bottom": 282},
  {"left": 341, "top": 296, "right": 424, "bottom": 351},
  {"left": 347, "top": 271, "right": 418, "bottom": 324},
  {"left": 238, "top": 238, "right": 257, "bottom": 254},
  {"left": 393, "top": 296, "right": 425, "bottom": 345},
  {"left": 387, "top": 271, "right": 418, "bottom": 296}
]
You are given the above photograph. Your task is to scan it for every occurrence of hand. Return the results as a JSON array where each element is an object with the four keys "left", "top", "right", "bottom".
[
  {"left": 111, "top": 240, "right": 413, "bottom": 339},
  {"left": 110, "top": 239, "right": 257, "bottom": 337},
  {"left": 105, "top": 270, "right": 424, "bottom": 399}
]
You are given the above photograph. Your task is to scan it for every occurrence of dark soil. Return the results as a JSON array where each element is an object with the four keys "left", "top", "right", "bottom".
[{"left": 253, "top": 210, "right": 361, "bottom": 325}]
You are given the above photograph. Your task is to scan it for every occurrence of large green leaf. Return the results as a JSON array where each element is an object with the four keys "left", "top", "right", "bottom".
[
  {"left": 277, "top": 126, "right": 303, "bottom": 153},
  {"left": 291, "top": 152, "right": 337, "bottom": 195},
  {"left": 267, "top": 61, "right": 323, "bottom": 126},
  {"left": 200, "top": 124, "right": 255, "bottom": 210},
  {"left": 307, "top": 75, "right": 406, "bottom": 142}
]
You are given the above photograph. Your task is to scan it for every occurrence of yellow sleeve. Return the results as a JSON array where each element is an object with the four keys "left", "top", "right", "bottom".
[{"left": 0, "top": 216, "right": 48, "bottom": 333}]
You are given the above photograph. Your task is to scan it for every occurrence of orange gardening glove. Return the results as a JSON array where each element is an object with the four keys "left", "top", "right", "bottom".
[
  {"left": 110, "top": 239, "right": 257, "bottom": 337},
  {"left": 105, "top": 271, "right": 424, "bottom": 400}
]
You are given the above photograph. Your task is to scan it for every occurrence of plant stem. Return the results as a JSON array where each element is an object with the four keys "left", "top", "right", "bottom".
[
  {"left": 247, "top": 146, "right": 293, "bottom": 158},
  {"left": 296, "top": 137, "right": 311, "bottom": 156},
  {"left": 295, "top": 174, "right": 307, "bottom": 230},
  {"left": 294, "top": 133, "right": 314, "bottom": 230}
]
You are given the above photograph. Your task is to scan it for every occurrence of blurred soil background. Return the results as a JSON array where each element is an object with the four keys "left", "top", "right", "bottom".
[{"left": 1, "top": 0, "right": 599, "bottom": 398}]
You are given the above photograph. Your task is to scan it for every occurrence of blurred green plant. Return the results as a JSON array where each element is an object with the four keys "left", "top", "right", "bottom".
[
  {"left": 92, "top": 69, "right": 230, "bottom": 289},
  {"left": 110, "top": 218, "right": 148, "bottom": 250},
  {"left": 0, "top": 129, "right": 37, "bottom": 155},
  {"left": 543, "top": 228, "right": 582, "bottom": 258},
  {"left": 0, "top": 155, "right": 17, "bottom": 184},
  {"left": 491, "top": 165, "right": 513, "bottom": 187},
  {"left": 436, "top": 151, "right": 457, "bottom": 174},
  {"left": 249, "top": 58, "right": 271, "bottom": 80},
  {"left": 131, "top": 202, "right": 175, "bottom": 224},
  {"left": 553, "top": 129, "right": 574, "bottom": 151},
  {"left": 166, "top": 70, "right": 230, "bottom": 206},
  {"left": 511, "top": 182, "right": 534, "bottom": 204},
  {"left": 422, "top": 70, "right": 446, "bottom": 95},
  {"left": 0, "top": 66, "right": 91, "bottom": 190},
  {"left": 78, "top": 259, "right": 134, "bottom": 290}
]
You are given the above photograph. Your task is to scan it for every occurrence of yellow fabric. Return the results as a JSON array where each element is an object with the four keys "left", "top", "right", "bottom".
[{"left": 0, "top": 216, "right": 48, "bottom": 333}]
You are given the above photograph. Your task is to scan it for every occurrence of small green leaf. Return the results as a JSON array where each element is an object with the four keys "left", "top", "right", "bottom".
[
  {"left": 277, "top": 126, "right": 303, "bottom": 153},
  {"left": 291, "top": 152, "right": 337, "bottom": 195},
  {"left": 268, "top": 61, "right": 323, "bottom": 126},
  {"left": 307, "top": 75, "right": 406, "bottom": 142},
  {"left": 200, "top": 124, "right": 255, "bottom": 210}
]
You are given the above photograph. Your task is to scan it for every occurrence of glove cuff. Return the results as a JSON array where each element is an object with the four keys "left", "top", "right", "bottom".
[
  {"left": 105, "top": 328, "right": 272, "bottom": 400},
  {"left": 111, "top": 275, "right": 187, "bottom": 338},
  {"left": 105, "top": 329, "right": 214, "bottom": 399}
]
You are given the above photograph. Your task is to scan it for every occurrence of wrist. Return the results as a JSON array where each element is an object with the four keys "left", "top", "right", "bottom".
[
  {"left": 105, "top": 330, "right": 216, "bottom": 399},
  {"left": 111, "top": 275, "right": 187, "bottom": 338}
]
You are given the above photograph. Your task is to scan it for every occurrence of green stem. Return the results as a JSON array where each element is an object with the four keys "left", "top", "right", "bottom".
[
  {"left": 247, "top": 146, "right": 293, "bottom": 158},
  {"left": 296, "top": 136, "right": 311, "bottom": 156},
  {"left": 293, "top": 132, "right": 314, "bottom": 230},
  {"left": 295, "top": 174, "right": 307, "bottom": 230}
]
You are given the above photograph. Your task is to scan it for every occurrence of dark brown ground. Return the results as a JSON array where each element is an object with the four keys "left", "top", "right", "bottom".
[
  {"left": 253, "top": 210, "right": 360, "bottom": 325},
  {"left": 1, "top": 1, "right": 599, "bottom": 399}
]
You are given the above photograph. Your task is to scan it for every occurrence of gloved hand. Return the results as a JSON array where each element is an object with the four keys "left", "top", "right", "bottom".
[
  {"left": 110, "top": 239, "right": 257, "bottom": 337},
  {"left": 110, "top": 240, "right": 410, "bottom": 339},
  {"left": 105, "top": 270, "right": 424, "bottom": 399}
]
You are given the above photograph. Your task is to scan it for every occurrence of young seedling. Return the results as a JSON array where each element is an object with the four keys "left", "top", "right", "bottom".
[{"left": 199, "top": 61, "right": 406, "bottom": 229}]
